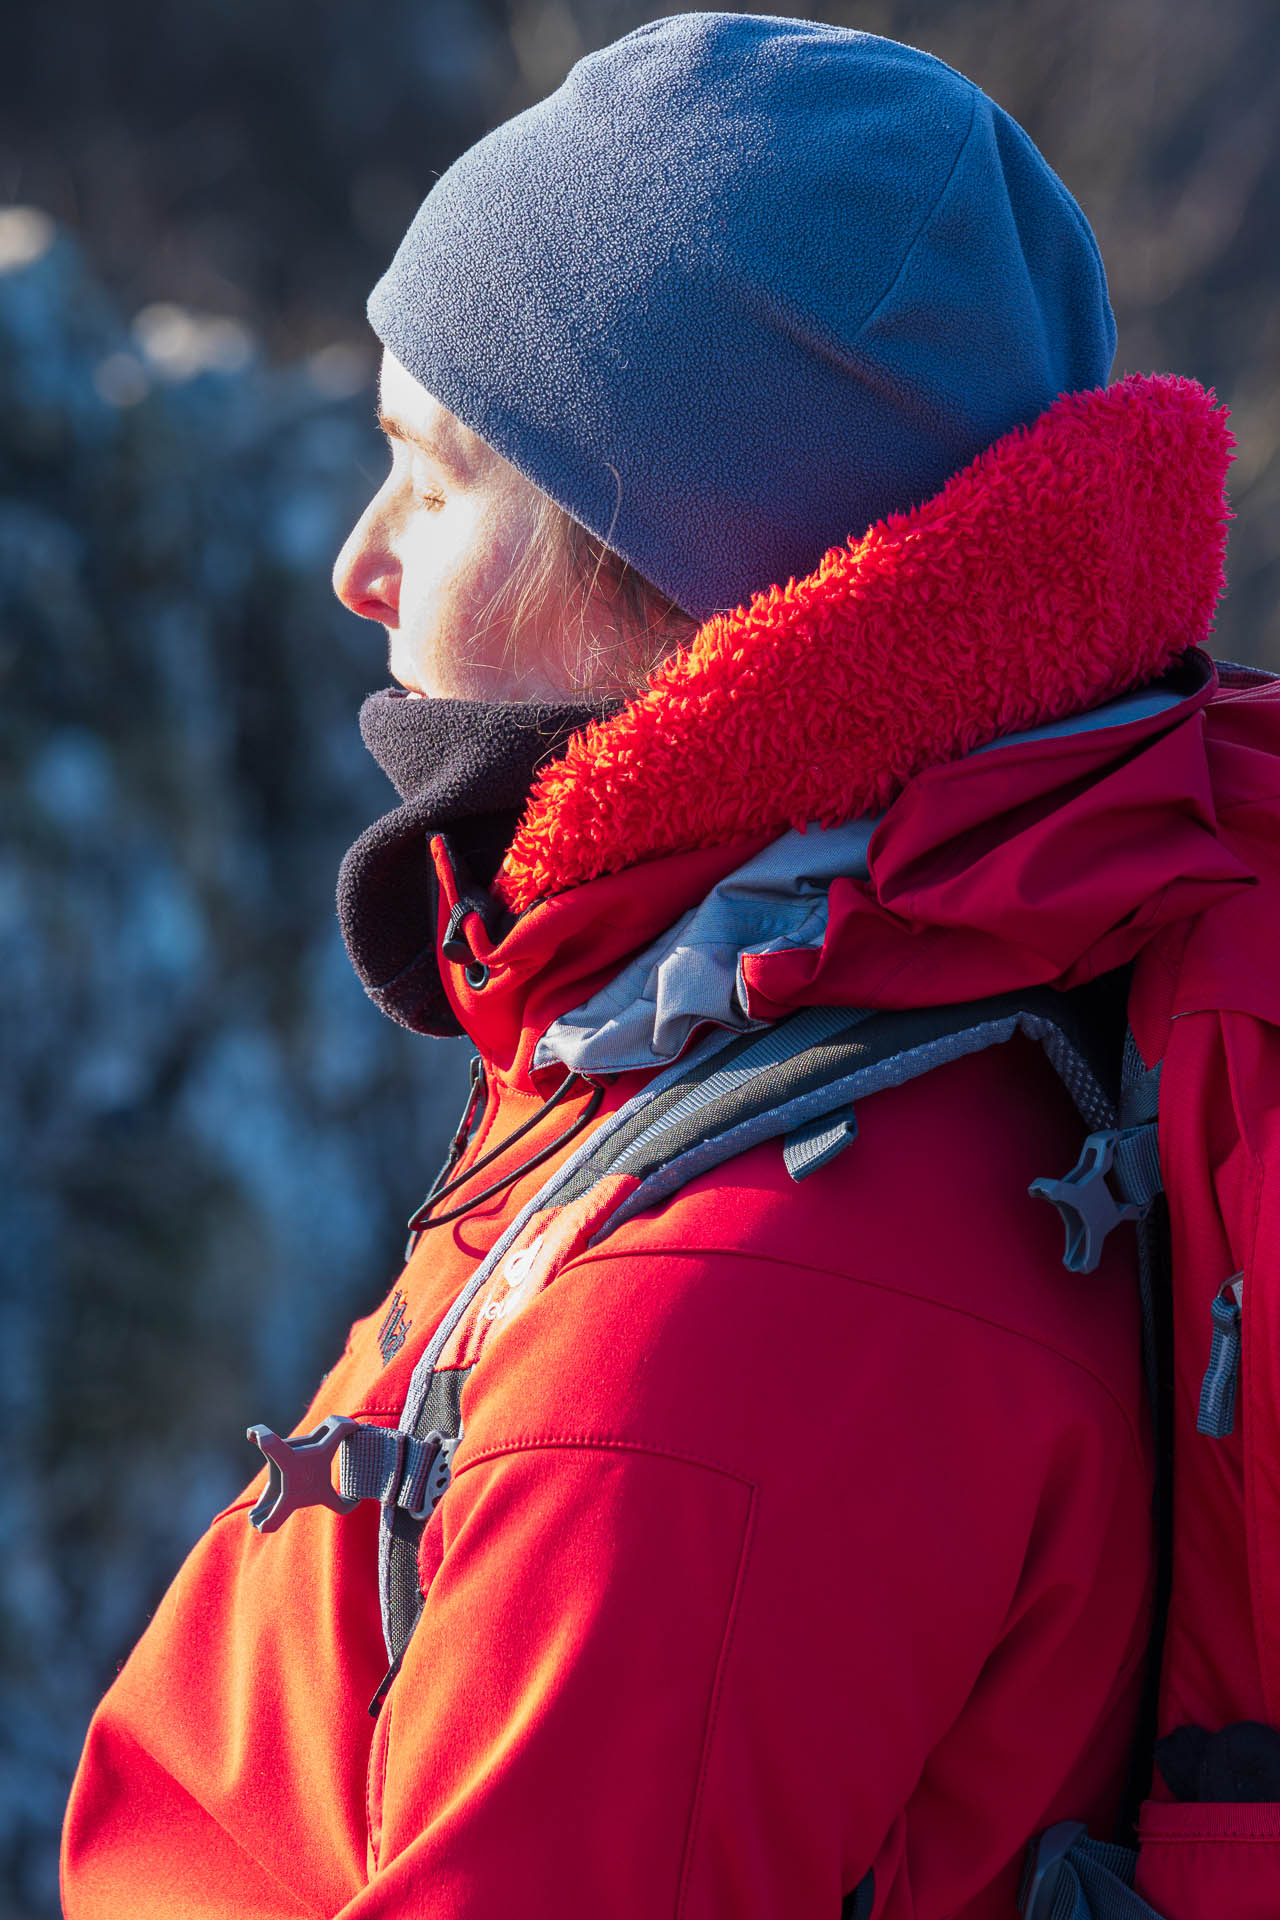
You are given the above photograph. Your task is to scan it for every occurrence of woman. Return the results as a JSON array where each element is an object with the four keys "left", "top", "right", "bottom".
[{"left": 63, "top": 16, "right": 1240, "bottom": 1917}]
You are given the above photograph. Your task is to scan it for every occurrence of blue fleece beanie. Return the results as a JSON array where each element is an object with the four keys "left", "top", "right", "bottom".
[{"left": 369, "top": 13, "right": 1115, "bottom": 623}]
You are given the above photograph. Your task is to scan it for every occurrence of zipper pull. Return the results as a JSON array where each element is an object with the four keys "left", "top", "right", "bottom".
[
  {"left": 449, "top": 1055, "right": 485, "bottom": 1157},
  {"left": 368, "top": 1649, "right": 404, "bottom": 1720},
  {"left": 1197, "top": 1273, "right": 1244, "bottom": 1438}
]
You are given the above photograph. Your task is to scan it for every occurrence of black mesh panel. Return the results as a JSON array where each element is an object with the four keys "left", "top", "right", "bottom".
[{"left": 385, "top": 1364, "right": 472, "bottom": 1667}]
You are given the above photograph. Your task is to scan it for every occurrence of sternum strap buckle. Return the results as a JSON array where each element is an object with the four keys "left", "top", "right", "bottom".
[{"left": 245, "top": 1418, "right": 458, "bottom": 1532}]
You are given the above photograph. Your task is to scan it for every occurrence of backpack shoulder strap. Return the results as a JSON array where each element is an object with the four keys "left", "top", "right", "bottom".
[
  {"left": 247, "top": 979, "right": 1142, "bottom": 1688},
  {"left": 568, "top": 981, "right": 1126, "bottom": 1249}
]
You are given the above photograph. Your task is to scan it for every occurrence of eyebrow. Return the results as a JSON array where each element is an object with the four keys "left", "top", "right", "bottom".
[{"left": 376, "top": 410, "right": 473, "bottom": 484}]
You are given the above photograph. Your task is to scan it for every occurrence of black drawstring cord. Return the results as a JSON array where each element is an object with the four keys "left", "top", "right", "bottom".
[
  {"left": 403, "top": 1057, "right": 486, "bottom": 1261},
  {"left": 406, "top": 1073, "right": 606, "bottom": 1242},
  {"left": 432, "top": 1056, "right": 486, "bottom": 1192},
  {"left": 407, "top": 1067, "right": 578, "bottom": 1229}
]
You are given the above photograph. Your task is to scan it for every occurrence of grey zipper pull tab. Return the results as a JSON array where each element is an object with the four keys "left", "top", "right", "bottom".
[{"left": 1197, "top": 1273, "right": 1245, "bottom": 1438}]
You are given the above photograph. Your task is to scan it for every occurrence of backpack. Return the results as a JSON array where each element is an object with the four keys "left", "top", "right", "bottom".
[
  {"left": 245, "top": 978, "right": 1160, "bottom": 1915},
  {"left": 246, "top": 663, "right": 1280, "bottom": 1920}
]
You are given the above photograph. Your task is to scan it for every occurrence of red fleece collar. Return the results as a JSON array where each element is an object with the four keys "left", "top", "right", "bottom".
[{"left": 497, "top": 375, "right": 1233, "bottom": 912}]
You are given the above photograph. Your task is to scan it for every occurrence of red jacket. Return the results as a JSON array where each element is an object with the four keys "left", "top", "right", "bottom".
[{"left": 64, "top": 377, "right": 1265, "bottom": 1917}]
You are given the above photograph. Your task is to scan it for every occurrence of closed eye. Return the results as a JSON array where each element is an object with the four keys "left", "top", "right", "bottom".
[{"left": 376, "top": 423, "right": 446, "bottom": 509}]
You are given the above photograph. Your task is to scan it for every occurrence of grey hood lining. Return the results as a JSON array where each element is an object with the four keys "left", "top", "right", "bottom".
[
  {"left": 534, "top": 817, "right": 877, "bottom": 1075},
  {"left": 534, "top": 682, "right": 1187, "bottom": 1078}
]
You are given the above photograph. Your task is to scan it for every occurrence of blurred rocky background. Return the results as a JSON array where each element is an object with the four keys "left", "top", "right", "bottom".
[{"left": 1, "top": 0, "right": 1277, "bottom": 1912}]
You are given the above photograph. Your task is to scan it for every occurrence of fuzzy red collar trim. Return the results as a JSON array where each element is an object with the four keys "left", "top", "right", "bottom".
[{"left": 496, "top": 375, "right": 1233, "bottom": 912}]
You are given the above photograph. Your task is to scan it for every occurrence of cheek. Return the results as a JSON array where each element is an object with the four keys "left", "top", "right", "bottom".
[
  {"left": 389, "top": 501, "right": 533, "bottom": 692},
  {"left": 423, "top": 505, "right": 530, "bottom": 636},
  {"left": 395, "top": 507, "right": 481, "bottom": 626},
  {"left": 389, "top": 480, "right": 555, "bottom": 697}
]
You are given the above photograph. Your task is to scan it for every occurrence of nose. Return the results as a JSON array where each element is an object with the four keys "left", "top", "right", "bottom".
[{"left": 332, "top": 493, "right": 400, "bottom": 625}]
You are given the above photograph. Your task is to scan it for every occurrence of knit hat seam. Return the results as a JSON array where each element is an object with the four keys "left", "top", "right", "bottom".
[{"left": 851, "top": 83, "right": 980, "bottom": 350}]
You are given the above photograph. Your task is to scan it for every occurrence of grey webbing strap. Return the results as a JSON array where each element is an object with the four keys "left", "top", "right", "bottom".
[
  {"left": 783, "top": 1108, "right": 858, "bottom": 1181},
  {"left": 1119, "top": 1037, "right": 1165, "bottom": 1422},
  {"left": 1020, "top": 1824, "right": 1161, "bottom": 1920},
  {"left": 1111, "top": 1125, "right": 1162, "bottom": 1212},
  {"left": 594, "top": 987, "right": 1122, "bottom": 1246},
  {"left": 555, "top": 1008, "right": 870, "bottom": 1206},
  {"left": 1120, "top": 1034, "right": 1162, "bottom": 1124},
  {"left": 1197, "top": 1274, "right": 1244, "bottom": 1438},
  {"left": 611, "top": 1004, "right": 869, "bottom": 1168},
  {"left": 338, "top": 1425, "right": 459, "bottom": 1518},
  {"left": 381, "top": 1363, "right": 473, "bottom": 1673},
  {"left": 375, "top": 1026, "right": 746, "bottom": 1672},
  {"left": 1114, "top": 1039, "right": 1163, "bottom": 1226},
  {"left": 613, "top": 988, "right": 1119, "bottom": 1186},
  {"left": 1112, "top": 1026, "right": 1173, "bottom": 1850}
]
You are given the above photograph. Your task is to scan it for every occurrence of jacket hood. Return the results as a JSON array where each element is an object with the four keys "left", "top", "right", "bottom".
[
  {"left": 423, "top": 374, "right": 1255, "bottom": 1083},
  {"left": 497, "top": 374, "right": 1233, "bottom": 909}
]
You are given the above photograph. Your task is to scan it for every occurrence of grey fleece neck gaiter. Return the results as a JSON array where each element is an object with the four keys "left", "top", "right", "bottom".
[{"left": 337, "top": 690, "right": 617, "bottom": 1036}]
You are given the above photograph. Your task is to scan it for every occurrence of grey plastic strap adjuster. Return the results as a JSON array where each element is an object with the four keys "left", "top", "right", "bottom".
[
  {"left": 246, "top": 1414, "right": 360, "bottom": 1533},
  {"left": 391, "top": 1430, "right": 458, "bottom": 1520},
  {"left": 1029, "top": 1126, "right": 1156, "bottom": 1273}
]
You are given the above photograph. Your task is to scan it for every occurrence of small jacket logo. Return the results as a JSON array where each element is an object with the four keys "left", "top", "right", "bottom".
[
  {"left": 377, "top": 1289, "right": 412, "bottom": 1367},
  {"left": 480, "top": 1236, "right": 545, "bottom": 1325}
]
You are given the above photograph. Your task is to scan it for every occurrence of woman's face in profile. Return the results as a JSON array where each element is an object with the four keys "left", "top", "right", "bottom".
[{"left": 332, "top": 350, "right": 569, "bottom": 701}]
